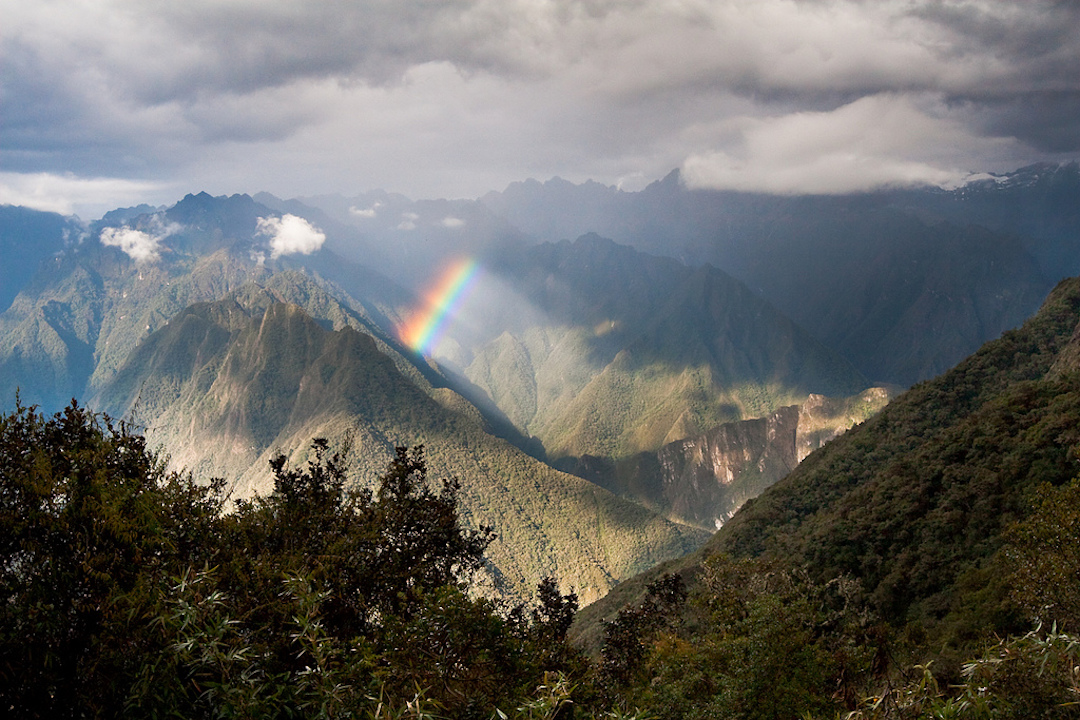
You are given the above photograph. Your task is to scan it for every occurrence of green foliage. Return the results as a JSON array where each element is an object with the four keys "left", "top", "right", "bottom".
[
  {"left": 95, "top": 291, "right": 707, "bottom": 605},
  {"left": 832, "top": 625, "right": 1080, "bottom": 720},
  {"left": 1007, "top": 477, "right": 1080, "bottom": 629},
  {"left": 598, "top": 555, "right": 884, "bottom": 720},
  {"left": 0, "top": 401, "right": 589, "bottom": 719},
  {"left": 0, "top": 399, "right": 223, "bottom": 716},
  {"left": 711, "top": 277, "right": 1080, "bottom": 637},
  {"left": 600, "top": 573, "right": 688, "bottom": 687}
]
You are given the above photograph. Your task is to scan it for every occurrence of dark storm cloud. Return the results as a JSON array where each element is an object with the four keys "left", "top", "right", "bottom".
[{"left": 2, "top": 0, "right": 1078, "bottom": 214}]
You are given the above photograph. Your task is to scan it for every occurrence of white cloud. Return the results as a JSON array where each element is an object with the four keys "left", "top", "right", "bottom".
[
  {"left": 100, "top": 227, "right": 162, "bottom": 263},
  {"left": 98, "top": 214, "right": 183, "bottom": 263},
  {"left": 2, "top": 1, "right": 1076, "bottom": 199},
  {"left": 349, "top": 202, "right": 381, "bottom": 218},
  {"left": 0, "top": 172, "right": 172, "bottom": 219},
  {"left": 682, "top": 93, "right": 1023, "bottom": 194},
  {"left": 99, "top": 213, "right": 183, "bottom": 263},
  {"left": 441, "top": 216, "right": 465, "bottom": 228},
  {"left": 256, "top": 214, "right": 326, "bottom": 258}
]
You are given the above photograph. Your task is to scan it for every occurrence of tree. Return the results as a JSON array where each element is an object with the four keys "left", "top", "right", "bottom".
[
  {"left": 0, "top": 402, "right": 586, "bottom": 718},
  {"left": 1008, "top": 477, "right": 1080, "bottom": 629},
  {"left": 0, "top": 400, "right": 223, "bottom": 717}
]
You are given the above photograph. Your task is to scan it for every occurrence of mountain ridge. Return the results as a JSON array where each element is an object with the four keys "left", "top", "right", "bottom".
[{"left": 92, "top": 290, "right": 709, "bottom": 603}]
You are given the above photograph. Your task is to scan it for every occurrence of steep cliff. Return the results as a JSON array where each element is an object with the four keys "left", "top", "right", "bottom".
[{"left": 566, "top": 387, "right": 890, "bottom": 529}]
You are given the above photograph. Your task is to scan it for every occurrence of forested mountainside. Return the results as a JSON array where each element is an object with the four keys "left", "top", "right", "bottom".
[
  {"left": 4, "top": 170, "right": 1080, "bottom": 716},
  {"left": 579, "top": 274, "right": 1080, "bottom": 649},
  {"left": 1, "top": 193, "right": 880, "bottom": 552},
  {"left": 553, "top": 274, "right": 1080, "bottom": 719},
  {"left": 0, "top": 193, "right": 713, "bottom": 604},
  {"left": 456, "top": 234, "right": 868, "bottom": 460},
  {"left": 712, "top": 273, "right": 1080, "bottom": 630},
  {"left": 9, "top": 276, "right": 1080, "bottom": 718}
]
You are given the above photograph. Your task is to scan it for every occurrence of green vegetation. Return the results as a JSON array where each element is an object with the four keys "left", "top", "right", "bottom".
[
  {"left": 8, "top": 260, "right": 1080, "bottom": 717},
  {"left": 589, "top": 551, "right": 1080, "bottom": 720},
  {"left": 570, "top": 276, "right": 1080, "bottom": 718},
  {"left": 0, "top": 401, "right": 599, "bottom": 719},
  {"left": 707, "top": 276, "right": 1080, "bottom": 635},
  {"left": 93, "top": 294, "right": 707, "bottom": 604}
]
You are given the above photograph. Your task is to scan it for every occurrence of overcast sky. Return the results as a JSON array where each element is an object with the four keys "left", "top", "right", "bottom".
[{"left": 2, "top": 0, "right": 1078, "bottom": 218}]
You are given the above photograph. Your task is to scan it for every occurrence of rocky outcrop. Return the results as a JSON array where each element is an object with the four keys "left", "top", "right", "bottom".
[
  {"left": 658, "top": 406, "right": 800, "bottom": 529},
  {"left": 564, "top": 388, "right": 892, "bottom": 529}
]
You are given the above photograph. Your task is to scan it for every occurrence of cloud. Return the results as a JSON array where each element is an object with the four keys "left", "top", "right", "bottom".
[
  {"left": 256, "top": 214, "right": 326, "bottom": 258},
  {"left": 350, "top": 202, "right": 382, "bottom": 218},
  {"left": 0, "top": 172, "right": 172, "bottom": 219},
  {"left": 98, "top": 215, "right": 181, "bottom": 263},
  {"left": 1, "top": 0, "right": 1077, "bottom": 199},
  {"left": 99, "top": 227, "right": 163, "bottom": 263},
  {"left": 681, "top": 93, "right": 1023, "bottom": 194},
  {"left": 441, "top": 216, "right": 465, "bottom": 228}
]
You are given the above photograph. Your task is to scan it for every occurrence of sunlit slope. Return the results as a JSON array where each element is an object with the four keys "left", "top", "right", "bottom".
[
  {"left": 95, "top": 294, "right": 709, "bottom": 603},
  {"left": 461, "top": 235, "right": 868, "bottom": 459}
]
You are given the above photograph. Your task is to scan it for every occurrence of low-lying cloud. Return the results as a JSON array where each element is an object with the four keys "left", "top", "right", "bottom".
[
  {"left": 682, "top": 93, "right": 1021, "bottom": 194},
  {"left": 0, "top": 172, "right": 171, "bottom": 220},
  {"left": 256, "top": 214, "right": 326, "bottom": 258},
  {"left": 99, "top": 216, "right": 182, "bottom": 263}
]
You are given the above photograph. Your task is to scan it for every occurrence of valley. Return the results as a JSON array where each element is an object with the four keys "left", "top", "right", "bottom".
[{"left": 3, "top": 162, "right": 1080, "bottom": 716}]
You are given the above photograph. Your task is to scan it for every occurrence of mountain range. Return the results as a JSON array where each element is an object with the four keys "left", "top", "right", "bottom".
[{"left": 2, "top": 162, "right": 1078, "bottom": 607}]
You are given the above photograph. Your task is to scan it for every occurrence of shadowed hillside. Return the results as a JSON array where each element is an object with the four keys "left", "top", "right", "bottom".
[
  {"left": 577, "top": 275, "right": 1080, "bottom": 652},
  {"left": 453, "top": 235, "right": 868, "bottom": 460}
]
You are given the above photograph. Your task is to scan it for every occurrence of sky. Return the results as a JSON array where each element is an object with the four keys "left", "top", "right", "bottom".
[{"left": 2, "top": 0, "right": 1079, "bottom": 219}]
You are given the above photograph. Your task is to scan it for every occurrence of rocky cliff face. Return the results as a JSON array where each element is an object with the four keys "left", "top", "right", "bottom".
[
  {"left": 566, "top": 387, "right": 891, "bottom": 529},
  {"left": 659, "top": 406, "right": 800, "bottom": 528}
]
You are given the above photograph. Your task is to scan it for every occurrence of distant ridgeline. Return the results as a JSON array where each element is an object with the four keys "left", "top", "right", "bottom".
[{"left": 480, "top": 162, "right": 1080, "bottom": 387}]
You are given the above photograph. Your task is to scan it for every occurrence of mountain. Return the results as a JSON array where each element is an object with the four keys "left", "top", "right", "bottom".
[
  {"left": 7, "top": 180, "right": 1069, "bottom": 614},
  {"left": 480, "top": 167, "right": 1074, "bottom": 387},
  {"left": 449, "top": 234, "right": 869, "bottom": 461},
  {"left": 577, "top": 273, "right": 1080, "bottom": 645},
  {"left": 0, "top": 205, "right": 81, "bottom": 314},
  {"left": 901, "top": 162, "right": 1080, "bottom": 278},
  {"left": 0, "top": 193, "right": 419, "bottom": 413},
  {"left": 0, "top": 193, "right": 712, "bottom": 603},
  {"left": 712, "top": 274, "right": 1080, "bottom": 628},
  {"left": 562, "top": 387, "right": 891, "bottom": 530},
  {"left": 90, "top": 289, "right": 708, "bottom": 603}
]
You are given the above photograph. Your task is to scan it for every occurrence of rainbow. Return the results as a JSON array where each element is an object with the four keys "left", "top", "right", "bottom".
[{"left": 400, "top": 258, "right": 479, "bottom": 355}]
